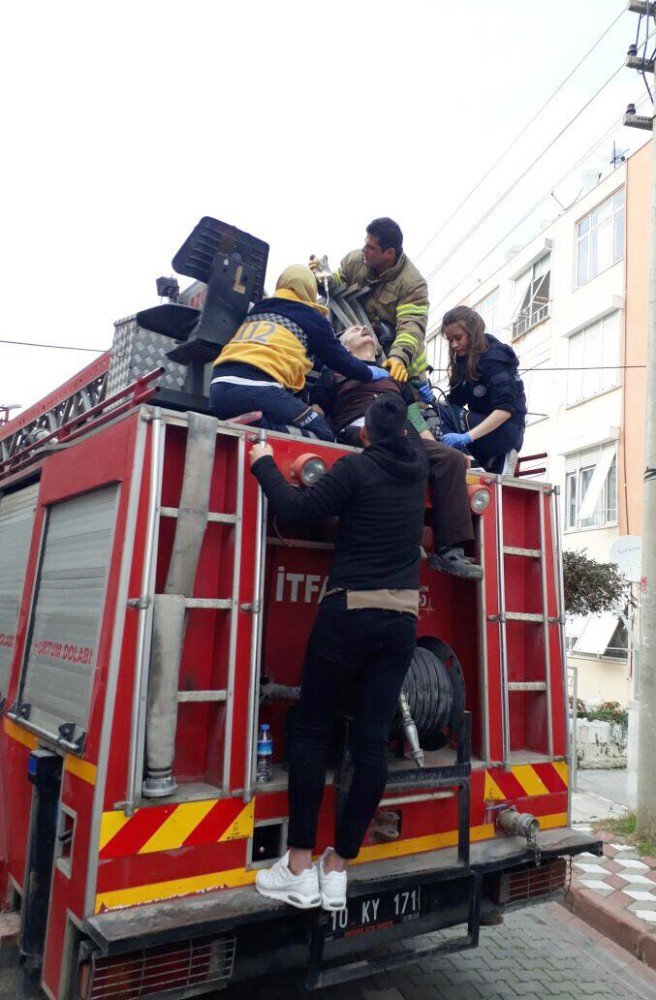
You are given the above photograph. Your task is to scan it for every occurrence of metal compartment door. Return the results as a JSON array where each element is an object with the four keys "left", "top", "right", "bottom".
[
  {"left": 0, "top": 483, "right": 39, "bottom": 696},
  {"left": 17, "top": 485, "right": 119, "bottom": 744}
]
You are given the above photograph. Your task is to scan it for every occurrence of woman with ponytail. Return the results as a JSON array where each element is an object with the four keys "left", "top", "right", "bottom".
[{"left": 438, "top": 305, "right": 526, "bottom": 474}]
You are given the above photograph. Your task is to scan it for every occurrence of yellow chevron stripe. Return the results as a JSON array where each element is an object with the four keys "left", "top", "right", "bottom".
[
  {"left": 219, "top": 801, "right": 254, "bottom": 842},
  {"left": 99, "top": 811, "right": 131, "bottom": 851},
  {"left": 512, "top": 765, "right": 550, "bottom": 797},
  {"left": 537, "top": 811, "right": 568, "bottom": 830},
  {"left": 3, "top": 718, "right": 38, "bottom": 750},
  {"left": 64, "top": 754, "right": 97, "bottom": 786},
  {"left": 553, "top": 761, "right": 569, "bottom": 786},
  {"left": 484, "top": 771, "right": 507, "bottom": 801},
  {"left": 94, "top": 814, "right": 569, "bottom": 912},
  {"left": 138, "top": 799, "right": 217, "bottom": 855}
]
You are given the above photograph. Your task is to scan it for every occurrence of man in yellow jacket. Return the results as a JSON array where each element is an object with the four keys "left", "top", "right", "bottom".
[
  {"left": 313, "top": 218, "right": 429, "bottom": 383},
  {"left": 210, "top": 264, "right": 389, "bottom": 439}
]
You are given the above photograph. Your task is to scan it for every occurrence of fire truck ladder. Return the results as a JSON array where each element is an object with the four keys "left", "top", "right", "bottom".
[
  {"left": 143, "top": 413, "right": 244, "bottom": 799},
  {"left": 493, "top": 478, "right": 554, "bottom": 768},
  {"left": 0, "top": 352, "right": 110, "bottom": 466}
]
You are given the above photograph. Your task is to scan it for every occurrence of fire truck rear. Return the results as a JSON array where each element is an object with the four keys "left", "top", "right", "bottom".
[{"left": 0, "top": 219, "right": 601, "bottom": 999}]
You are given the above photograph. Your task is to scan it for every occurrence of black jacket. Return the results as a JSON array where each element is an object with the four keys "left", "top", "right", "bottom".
[
  {"left": 448, "top": 335, "right": 526, "bottom": 428},
  {"left": 251, "top": 437, "right": 428, "bottom": 592}
]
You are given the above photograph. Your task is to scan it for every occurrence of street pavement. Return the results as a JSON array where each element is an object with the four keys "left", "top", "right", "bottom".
[
  {"left": 572, "top": 766, "right": 628, "bottom": 824},
  {"left": 221, "top": 901, "right": 656, "bottom": 999}
]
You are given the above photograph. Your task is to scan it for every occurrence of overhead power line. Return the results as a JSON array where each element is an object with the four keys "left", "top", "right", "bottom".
[
  {"left": 423, "top": 61, "right": 627, "bottom": 286},
  {"left": 415, "top": 7, "right": 628, "bottom": 263},
  {"left": 0, "top": 338, "right": 107, "bottom": 352},
  {"left": 426, "top": 92, "right": 651, "bottom": 327}
]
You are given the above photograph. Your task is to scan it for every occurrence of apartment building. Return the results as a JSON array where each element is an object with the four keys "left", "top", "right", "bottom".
[{"left": 426, "top": 142, "right": 650, "bottom": 706}]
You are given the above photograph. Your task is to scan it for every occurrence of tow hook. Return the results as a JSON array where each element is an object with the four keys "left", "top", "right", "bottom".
[{"left": 496, "top": 806, "right": 542, "bottom": 867}]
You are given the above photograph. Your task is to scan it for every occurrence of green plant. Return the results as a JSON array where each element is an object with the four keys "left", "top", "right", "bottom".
[
  {"left": 563, "top": 549, "right": 629, "bottom": 617},
  {"left": 597, "top": 813, "right": 656, "bottom": 857},
  {"left": 576, "top": 700, "right": 628, "bottom": 732}
]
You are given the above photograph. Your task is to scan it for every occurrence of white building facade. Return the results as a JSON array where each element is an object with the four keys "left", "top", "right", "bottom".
[{"left": 426, "top": 163, "right": 634, "bottom": 706}]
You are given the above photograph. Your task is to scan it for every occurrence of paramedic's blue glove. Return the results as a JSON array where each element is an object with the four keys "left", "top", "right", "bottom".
[
  {"left": 369, "top": 366, "right": 391, "bottom": 381},
  {"left": 418, "top": 382, "right": 435, "bottom": 404},
  {"left": 443, "top": 431, "right": 472, "bottom": 450}
]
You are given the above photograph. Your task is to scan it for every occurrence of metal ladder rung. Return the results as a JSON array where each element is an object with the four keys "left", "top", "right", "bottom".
[
  {"left": 177, "top": 690, "right": 227, "bottom": 703},
  {"left": 160, "top": 506, "right": 237, "bottom": 525},
  {"left": 184, "top": 598, "right": 231, "bottom": 610},
  {"left": 508, "top": 681, "right": 547, "bottom": 692},
  {"left": 506, "top": 611, "right": 544, "bottom": 623},
  {"left": 503, "top": 546, "right": 542, "bottom": 558}
]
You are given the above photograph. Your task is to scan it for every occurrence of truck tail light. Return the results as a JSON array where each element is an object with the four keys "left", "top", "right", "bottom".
[
  {"left": 492, "top": 856, "right": 568, "bottom": 905},
  {"left": 79, "top": 935, "right": 236, "bottom": 999},
  {"left": 467, "top": 484, "right": 491, "bottom": 514},
  {"left": 291, "top": 453, "right": 326, "bottom": 486}
]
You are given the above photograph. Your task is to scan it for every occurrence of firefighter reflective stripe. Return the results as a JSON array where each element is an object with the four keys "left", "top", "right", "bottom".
[
  {"left": 484, "top": 763, "right": 568, "bottom": 801},
  {"left": 396, "top": 304, "right": 428, "bottom": 318},
  {"left": 99, "top": 799, "right": 255, "bottom": 858}
]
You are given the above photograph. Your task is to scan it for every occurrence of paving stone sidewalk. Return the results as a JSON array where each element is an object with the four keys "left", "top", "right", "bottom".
[
  {"left": 221, "top": 902, "right": 656, "bottom": 999},
  {"left": 566, "top": 824, "right": 656, "bottom": 971}
]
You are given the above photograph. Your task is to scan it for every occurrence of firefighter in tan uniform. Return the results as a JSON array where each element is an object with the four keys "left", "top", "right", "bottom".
[{"left": 312, "top": 217, "right": 429, "bottom": 383}]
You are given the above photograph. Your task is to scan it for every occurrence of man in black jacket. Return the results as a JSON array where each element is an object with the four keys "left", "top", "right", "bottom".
[{"left": 250, "top": 396, "right": 428, "bottom": 912}]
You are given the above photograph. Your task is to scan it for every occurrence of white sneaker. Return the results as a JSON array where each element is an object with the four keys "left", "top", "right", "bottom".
[
  {"left": 254, "top": 851, "right": 321, "bottom": 910},
  {"left": 317, "top": 848, "right": 347, "bottom": 911}
]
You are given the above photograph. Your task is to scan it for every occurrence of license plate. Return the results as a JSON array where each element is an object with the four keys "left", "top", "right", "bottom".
[{"left": 326, "top": 886, "right": 422, "bottom": 941}]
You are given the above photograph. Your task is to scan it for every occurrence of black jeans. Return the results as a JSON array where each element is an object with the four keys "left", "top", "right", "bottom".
[
  {"left": 210, "top": 381, "right": 334, "bottom": 440},
  {"left": 437, "top": 404, "right": 524, "bottom": 474},
  {"left": 287, "top": 592, "right": 417, "bottom": 859}
]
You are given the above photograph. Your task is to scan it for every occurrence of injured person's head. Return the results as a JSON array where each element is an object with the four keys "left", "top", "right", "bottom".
[{"left": 339, "top": 325, "right": 380, "bottom": 362}]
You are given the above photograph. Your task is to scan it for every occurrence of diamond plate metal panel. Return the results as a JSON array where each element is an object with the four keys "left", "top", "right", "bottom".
[{"left": 106, "top": 317, "right": 189, "bottom": 396}]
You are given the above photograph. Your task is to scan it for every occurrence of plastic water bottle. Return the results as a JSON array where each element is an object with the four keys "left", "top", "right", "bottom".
[{"left": 256, "top": 724, "right": 273, "bottom": 784}]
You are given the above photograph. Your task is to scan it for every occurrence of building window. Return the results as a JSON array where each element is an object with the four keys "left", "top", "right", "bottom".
[
  {"left": 521, "top": 346, "right": 551, "bottom": 425},
  {"left": 512, "top": 254, "right": 550, "bottom": 339},
  {"left": 474, "top": 287, "right": 499, "bottom": 335},
  {"left": 566, "top": 311, "right": 621, "bottom": 406},
  {"left": 576, "top": 188, "right": 625, "bottom": 287},
  {"left": 565, "top": 446, "right": 617, "bottom": 531}
]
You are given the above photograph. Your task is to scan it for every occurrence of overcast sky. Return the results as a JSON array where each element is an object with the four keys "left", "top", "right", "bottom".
[{"left": 1, "top": 0, "right": 649, "bottom": 415}]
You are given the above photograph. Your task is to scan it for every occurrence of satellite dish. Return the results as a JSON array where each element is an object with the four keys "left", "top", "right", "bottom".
[
  {"left": 581, "top": 168, "right": 602, "bottom": 191},
  {"left": 609, "top": 534, "right": 642, "bottom": 584}
]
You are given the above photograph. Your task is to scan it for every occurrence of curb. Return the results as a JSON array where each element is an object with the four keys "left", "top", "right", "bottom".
[{"left": 563, "top": 882, "right": 656, "bottom": 972}]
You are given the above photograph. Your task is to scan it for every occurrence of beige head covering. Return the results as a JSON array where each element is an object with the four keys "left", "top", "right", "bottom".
[{"left": 274, "top": 264, "right": 328, "bottom": 315}]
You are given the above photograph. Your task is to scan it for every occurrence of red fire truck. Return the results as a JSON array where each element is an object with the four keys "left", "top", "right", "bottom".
[{"left": 0, "top": 219, "right": 600, "bottom": 999}]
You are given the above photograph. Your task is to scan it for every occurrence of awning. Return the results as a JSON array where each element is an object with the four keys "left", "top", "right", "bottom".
[
  {"left": 572, "top": 611, "right": 619, "bottom": 656},
  {"left": 565, "top": 614, "right": 587, "bottom": 638}
]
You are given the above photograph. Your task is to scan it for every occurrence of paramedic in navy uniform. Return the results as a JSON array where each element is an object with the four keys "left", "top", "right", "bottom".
[
  {"left": 248, "top": 395, "right": 428, "bottom": 912},
  {"left": 438, "top": 305, "right": 526, "bottom": 474}
]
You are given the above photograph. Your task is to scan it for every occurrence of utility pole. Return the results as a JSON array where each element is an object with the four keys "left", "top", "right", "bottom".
[{"left": 625, "top": 1, "right": 656, "bottom": 834}]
